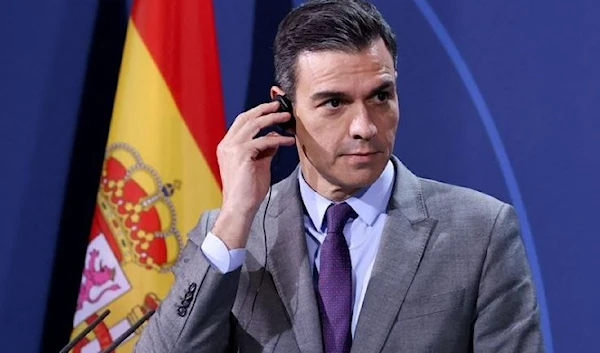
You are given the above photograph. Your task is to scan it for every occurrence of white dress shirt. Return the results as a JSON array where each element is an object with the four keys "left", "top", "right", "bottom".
[{"left": 201, "top": 160, "right": 395, "bottom": 336}]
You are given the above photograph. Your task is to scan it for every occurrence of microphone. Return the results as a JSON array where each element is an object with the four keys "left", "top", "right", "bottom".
[
  {"left": 59, "top": 309, "right": 111, "bottom": 353},
  {"left": 98, "top": 309, "right": 155, "bottom": 353}
]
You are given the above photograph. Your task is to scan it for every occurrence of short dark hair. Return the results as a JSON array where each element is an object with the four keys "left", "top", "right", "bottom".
[{"left": 274, "top": 0, "right": 397, "bottom": 100}]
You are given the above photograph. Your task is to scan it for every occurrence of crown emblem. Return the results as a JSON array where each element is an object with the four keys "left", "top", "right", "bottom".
[{"left": 96, "top": 142, "right": 183, "bottom": 273}]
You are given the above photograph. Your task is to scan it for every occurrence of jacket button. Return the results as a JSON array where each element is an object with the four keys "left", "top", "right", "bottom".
[
  {"left": 184, "top": 291, "right": 194, "bottom": 301},
  {"left": 188, "top": 283, "right": 197, "bottom": 292},
  {"left": 177, "top": 306, "right": 187, "bottom": 317}
]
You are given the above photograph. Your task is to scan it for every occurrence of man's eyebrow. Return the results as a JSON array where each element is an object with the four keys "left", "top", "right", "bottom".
[
  {"left": 367, "top": 80, "right": 395, "bottom": 97},
  {"left": 309, "top": 90, "right": 352, "bottom": 102},
  {"left": 309, "top": 80, "right": 396, "bottom": 102}
]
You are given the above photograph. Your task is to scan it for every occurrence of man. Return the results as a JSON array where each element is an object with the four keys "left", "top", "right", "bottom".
[{"left": 134, "top": 1, "right": 544, "bottom": 352}]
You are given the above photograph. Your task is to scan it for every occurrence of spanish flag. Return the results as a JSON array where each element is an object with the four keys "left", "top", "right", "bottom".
[{"left": 69, "top": 1, "right": 225, "bottom": 352}]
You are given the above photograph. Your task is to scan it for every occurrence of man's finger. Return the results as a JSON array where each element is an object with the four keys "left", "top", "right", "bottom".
[
  {"left": 232, "top": 111, "right": 293, "bottom": 142},
  {"left": 227, "top": 101, "right": 281, "bottom": 136},
  {"left": 245, "top": 133, "right": 296, "bottom": 159}
]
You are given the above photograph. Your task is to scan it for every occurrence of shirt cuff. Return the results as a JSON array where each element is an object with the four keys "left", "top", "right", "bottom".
[{"left": 200, "top": 231, "right": 246, "bottom": 273}]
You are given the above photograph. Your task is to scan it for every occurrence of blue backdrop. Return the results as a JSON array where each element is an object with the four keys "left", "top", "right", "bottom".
[{"left": 1, "top": 1, "right": 598, "bottom": 352}]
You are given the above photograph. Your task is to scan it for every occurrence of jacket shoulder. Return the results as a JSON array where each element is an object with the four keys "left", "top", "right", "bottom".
[{"left": 418, "top": 177, "right": 512, "bottom": 231}]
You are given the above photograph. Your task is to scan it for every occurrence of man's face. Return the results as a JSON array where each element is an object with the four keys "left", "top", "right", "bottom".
[{"left": 292, "top": 38, "right": 399, "bottom": 199}]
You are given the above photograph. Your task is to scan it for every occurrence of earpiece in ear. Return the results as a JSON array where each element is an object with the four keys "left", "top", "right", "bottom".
[
  {"left": 273, "top": 94, "right": 296, "bottom": 132},
  {"left": 274, "top": 94, "right": 292, "bottom": 114}
]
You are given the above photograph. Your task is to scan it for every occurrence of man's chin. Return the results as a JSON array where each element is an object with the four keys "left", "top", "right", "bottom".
[
  {"left": 342, "top": 154, "right": 387, "bottom": 173},
  {"left": 331, "top": 169, "right": 382, "bottom": 192}
]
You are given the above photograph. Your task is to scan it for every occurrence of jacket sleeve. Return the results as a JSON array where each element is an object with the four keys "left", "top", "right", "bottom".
[
  {"left": 133, "top": 209, "right": 241, "bottom": 353},
  {"left": 472, "top": 203, "right": 545, "bottom": 352}
]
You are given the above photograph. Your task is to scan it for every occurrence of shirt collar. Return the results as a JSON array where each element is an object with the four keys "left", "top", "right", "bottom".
[{"left": 298, "top": 160, "right": 395, "bottom": 231}]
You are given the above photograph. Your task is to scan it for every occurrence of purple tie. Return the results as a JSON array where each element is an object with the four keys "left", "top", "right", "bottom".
[{"left": 317, "top": 202, "right": 356, "bottom": 353}]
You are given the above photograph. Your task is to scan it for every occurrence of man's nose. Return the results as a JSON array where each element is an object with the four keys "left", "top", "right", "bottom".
[{"left": 349, "top": 104, "right": 377, "bottom": 140}]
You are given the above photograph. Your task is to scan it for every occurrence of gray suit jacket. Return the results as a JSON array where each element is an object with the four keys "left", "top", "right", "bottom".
[{"left": 134, "top": 156, "right": 544, "bottom": 352}]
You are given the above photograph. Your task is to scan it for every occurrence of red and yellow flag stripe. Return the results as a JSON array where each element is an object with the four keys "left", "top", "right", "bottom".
[{"left": 130, "top": 0, "right": 225, "bottom": 186}]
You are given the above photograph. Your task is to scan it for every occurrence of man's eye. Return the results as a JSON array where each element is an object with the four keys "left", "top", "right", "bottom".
[
  {"left": 326, "top": 99, "right": 341, "bottom": 108},
  {"left": 376, "top": 92, "right": 389, "bottom": 101}
]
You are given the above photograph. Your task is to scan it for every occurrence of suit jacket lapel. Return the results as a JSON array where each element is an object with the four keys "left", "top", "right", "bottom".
[
  {"left": 266, "top": 170, "right": 324, "bottom": 353},
  {"left": 351, "top": 157, "right": 437, "bottom": 353}
]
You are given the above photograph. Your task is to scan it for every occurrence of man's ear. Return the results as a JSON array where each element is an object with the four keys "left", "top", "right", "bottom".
[{"left": 270, "top": 86, "right": 286, "bottom": 100}]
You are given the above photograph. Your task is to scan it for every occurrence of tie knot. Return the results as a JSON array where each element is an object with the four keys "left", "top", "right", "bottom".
[{"left": 326, "top": 202, "right": 356, "bottom": 234}]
